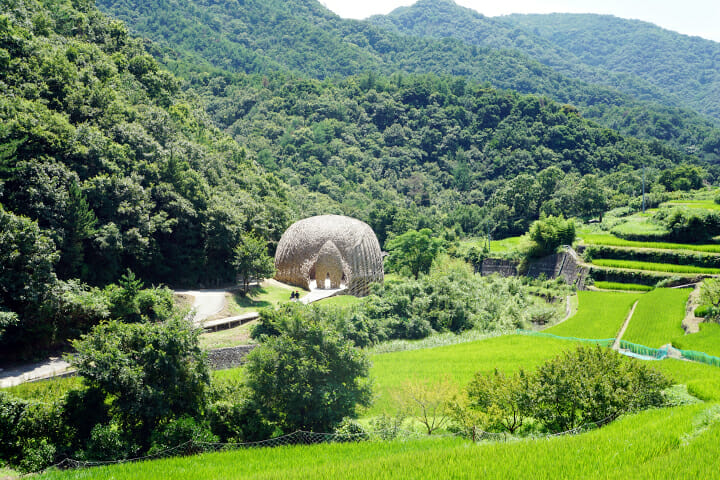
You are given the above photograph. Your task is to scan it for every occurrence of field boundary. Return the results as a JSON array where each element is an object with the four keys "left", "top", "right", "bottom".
[{"left": 612, "top": 300, "right": 639, "bottom": 350}]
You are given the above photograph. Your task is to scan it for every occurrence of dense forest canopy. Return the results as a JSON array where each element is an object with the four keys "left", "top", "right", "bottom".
[
  {"left": 95, "top": 0, "right": 720, "bottom": 155},
  {"left": 0, "top": 0, "right": 718, "bottom": 355}
]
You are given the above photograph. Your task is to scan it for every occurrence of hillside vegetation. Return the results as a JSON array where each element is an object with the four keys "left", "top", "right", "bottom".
[{"left": 96, "top": 0, "right": 720, "bottom": 154}]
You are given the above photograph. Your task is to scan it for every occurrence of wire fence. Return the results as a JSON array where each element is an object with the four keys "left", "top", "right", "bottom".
[{"left": 47, "top": 410, "right": 623, "bottom": 472}]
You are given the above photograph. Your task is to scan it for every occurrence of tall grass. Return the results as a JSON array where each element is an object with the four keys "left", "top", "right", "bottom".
[
  {"left": 622, "top": 288, "right": 690, "bottom": 348},
  {"left": 38, "top": 405, "right": 718, "bottom": 480},
  {"left": 581, "top": 233, "right": 720, "bottom": 253},
  {"left": 592, "top": 259, "right": 720, "bottom": 274},
  {"left": 545, "top": 291, "right": 640, "bottom": 339}
]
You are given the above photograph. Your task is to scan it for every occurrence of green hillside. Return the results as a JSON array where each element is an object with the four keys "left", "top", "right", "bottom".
[
  {"left": 95, "top": 0, "right": 720, "bottom": 153},
  {"left": 505, "top": 13, "right": 720, "bottom": 121}
]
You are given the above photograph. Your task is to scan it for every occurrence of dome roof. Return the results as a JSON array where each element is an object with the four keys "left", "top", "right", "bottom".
[{"left": 274, "top": 215, "right": 384, "bottom": 296}]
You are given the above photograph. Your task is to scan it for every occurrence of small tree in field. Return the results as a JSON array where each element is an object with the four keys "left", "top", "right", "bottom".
[
  {"left": 398, "top": 376, "right": 456, "bottom": 435},
  {"left": 234, "top": 234, "right": 275, "bottom": 292},
  {"left": 466, "top": 368, "right": 531, "bottom": 434}
]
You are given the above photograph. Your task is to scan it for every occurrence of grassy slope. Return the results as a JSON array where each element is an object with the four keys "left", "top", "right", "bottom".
[
  {"left": 622, "top": 288, "right": 689, "bottom": 348},
  {"left": 593, "top": 281, "right": 653, "bottom": 291},
  {"left": 545, "top": 291, "right": 640, "bottom": 339},
  {"left": 226, "top": 282, "right": 308, "bottom": 315},
  {"left": 366, "top": 335, "right": 581, "bottom": 416}
]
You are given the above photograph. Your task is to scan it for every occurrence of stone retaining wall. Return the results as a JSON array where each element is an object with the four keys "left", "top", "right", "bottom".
[
  {"left": 480, "top": 258, "right": 520, "bottom": 277},
  {"left": 206, "top": 345, "right": 258, "bottom": 370}
]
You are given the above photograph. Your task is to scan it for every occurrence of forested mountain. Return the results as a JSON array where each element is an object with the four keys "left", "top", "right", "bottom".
[
  {"left": 504, "top": 13, "right": 720, "bottom": 120},
  {"left": 371, "top": 0, "right": 720, "bottom": 121},
  {"left": 94, "top": 0, "right": 720, "bottom": 154}
]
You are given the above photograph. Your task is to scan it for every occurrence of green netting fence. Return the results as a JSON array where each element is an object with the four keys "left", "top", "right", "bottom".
[
  {"left": 677, "top": 349, "right": 720, "bottom": 367},
  {"left": 618, "top": 340, "right": 669, "bottom": 360},
  {"left": 517, "top": 329, "right": 720, "bottom": 367}
]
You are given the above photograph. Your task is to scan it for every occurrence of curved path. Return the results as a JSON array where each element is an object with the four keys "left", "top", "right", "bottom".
[{"left": 175, "top": 289, "right": 228, "bottom": 323}]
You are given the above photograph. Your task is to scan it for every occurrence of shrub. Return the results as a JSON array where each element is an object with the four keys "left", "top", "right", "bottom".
[
  {"left": 81, "top": 423, "right": 137, "bottom": 462},
  {"left": 529, "top": 346, "right": 670, "bottom": 433},
  {"left": 148, "top": 416, "right": 218, "bottom": 456},
  {"left": 695, "top": 305, "right": 711, "bottom": 318},
  {"left": 18, "top": 438, "right": 55, "bottom": 473},
  {"left": 208, "top": 400, "right": 274, "bottom": 443},
  {"left": 333, "top": 418, "right": 368, "bottom": 442},
  {"left": 527, "top": 215, "right": 575, "bottom": 258}
]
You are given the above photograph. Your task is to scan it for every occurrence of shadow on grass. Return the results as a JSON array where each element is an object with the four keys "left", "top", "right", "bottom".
[{"left": 232, "top": 286, "right": 275, "bottom": 310}]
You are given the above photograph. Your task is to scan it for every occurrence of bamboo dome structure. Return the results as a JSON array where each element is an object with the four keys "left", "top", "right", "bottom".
[{"left": 274, "top": 215, "right": 384, "bottom": 296}]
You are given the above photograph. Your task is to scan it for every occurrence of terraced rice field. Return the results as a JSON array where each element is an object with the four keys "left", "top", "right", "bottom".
[
  {"left": 592, "top": 259, "right": 720, "bottom": 275},
  {"left": 592, "top": 281, "right": 653, "bottom": 292},
  {"left": 580, "top": 234, "right": 720, "bottom": 254},
  {"left": 673, "top": 323, "right": 720, "bottom": 357},
  {"left": 546, "top": 291, "right": 639, "bottom": 339},
  {"left": 37, "top": 404, "right": 720, "bottom": 480},
  {"left": 622, "top": 288, "right": 690, "bottom": 348}
]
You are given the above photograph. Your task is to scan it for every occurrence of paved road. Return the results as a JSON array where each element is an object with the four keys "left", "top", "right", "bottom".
[
  {"left": 0, "top": 357, "right": 72, "bottom": 388},
  {"left": 175, "top": 289, "right": 228, "bottom": 323}
]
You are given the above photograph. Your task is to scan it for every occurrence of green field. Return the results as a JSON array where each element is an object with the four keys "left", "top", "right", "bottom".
[
  {"left": 367, "top": 335, "right": 584, "bottom": 417},
  {"left": 663, "top": 200, "right": 720, "bottom": 211},
  {"left": 593, "top": 281, "right": 654, "bottom": 291},
  {"left": 459, "top": 235, "right": 527, "bottom": 257},
  {"left": 545, "top": 291, "right": 639, "bottom": 339},
  {"left": 592, "top": 259, "right": 720, "bottom": 275},
  {"left": 622, "top": 288, "right": 690, "bottom": 348},
  {"left": 673, "top": 323, "right": 720, "bottom": 357},
  {"left": 580, "top": 233, "right": 720, "bottom": 253},
  {"left": 36, "top": 404, "right": 719, "bottom": 480}
]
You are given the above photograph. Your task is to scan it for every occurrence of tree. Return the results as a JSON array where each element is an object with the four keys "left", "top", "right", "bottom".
[
  {"left": 466, "top": 369, "right": 531, "bottom": 434},
  {"left": 71, "top": 317, "right": 210, "bottom": 448},
  {"left": 385, "top": 228, "right": 444, "bottom": 279},
  {"left": 399, "top": 376, "right": 455, "bottom": 435},
  {"left": 527, "top": 215, "right": 576, "bottom": 258},
  {"left": 234, "top": 234, "right": 275, "bottom": 292},
  {"left": 245, "top": 316, "right": 372, "bottom": 432},
  {"left": 529, "top": 346, "right": 670, "bottom": 433}
]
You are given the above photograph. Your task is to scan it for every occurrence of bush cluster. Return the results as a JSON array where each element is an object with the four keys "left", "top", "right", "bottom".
[{"left": 453, "top": 346, "right": 670, "bottom": 436}]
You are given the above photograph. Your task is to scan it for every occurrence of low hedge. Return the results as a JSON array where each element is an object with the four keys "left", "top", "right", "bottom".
[
  {"left": 589, "top": 266, "right": 702, "bottom": 287},
  {"left": 585, "top": 245, "right": 720, "bottom": 268}
]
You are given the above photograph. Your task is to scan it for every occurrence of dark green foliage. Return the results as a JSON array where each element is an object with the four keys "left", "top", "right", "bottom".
[
  {"left": 71, "top": 317, "right": 211, "bottom": 448},
  {"left": 208, "top": 400, "right": 274, "bottom": 443},
  {"left": 385, "top": 229, "right": 444, "bottom": 279},
  {"left": 80, "top": 423, "right": 137, "bottom": 462},
  {"left": 659, "top": 165, "right": 706, "bottom": 192},
  {"left": 585, "top": 245, "right": 720, "bottom": 269},
  {"left": 655, "top": 208, "right": 720, "bottom": 243},
  {"left": 529, "top": 346, "right": 670, "bottom": 432},
  {"left": 234, "top": 234, "right": 275, "bottom": 293},
  {"left": 527, "top": 215, "right": 576, "bottom": 258},
  {"left": 245, "top": 317, "right": 372, "bottom": 433},
  {"left": 97, "top": 0, "right": 720, "bottom": 153},
  {"left": 148, "top": 416, "right": 218, "bottom": 456}
]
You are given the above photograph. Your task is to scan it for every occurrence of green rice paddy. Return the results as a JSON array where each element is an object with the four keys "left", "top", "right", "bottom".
[
  {"left": 592, "top": 281, "right": 653, "bottom": 291},
  {"left": 580, "top": 233, "right": 720, "bottom": 253},
  {"left": 622, "top": 288, "right": 690, "bottom": 348},
  {"left": 673, "top": 323, "right": 720, "bottom": 357},
  {"left": 545, "top": 291, "right": 639, "bottom": 339}
]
